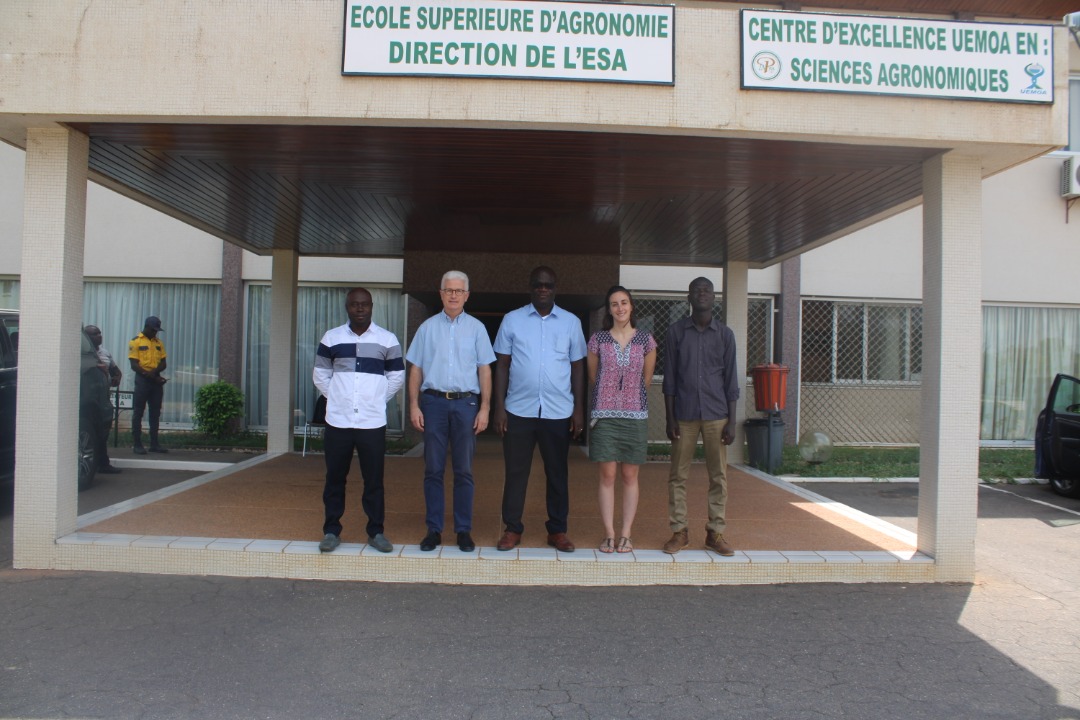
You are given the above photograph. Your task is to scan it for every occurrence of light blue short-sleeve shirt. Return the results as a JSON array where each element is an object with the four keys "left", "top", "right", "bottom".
[
  {"left": 493, "top": 303, "right": 587, "bottom": 419},
  {"left": 405, "top": 310, "right": 495, "bottom": 394}
]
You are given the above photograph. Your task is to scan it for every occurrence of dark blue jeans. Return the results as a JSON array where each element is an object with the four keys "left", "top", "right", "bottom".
[
  {"left": 501, "top": 412, "right": 571, "bottom": 535},
  {"left": 421, "top": 392, "right": 479, "bottom": 533},
  {"left": 322, "top": 424, "right": 386, "bottom": 539}
]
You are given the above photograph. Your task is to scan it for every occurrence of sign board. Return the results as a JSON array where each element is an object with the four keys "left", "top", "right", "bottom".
[
  {"left": 343, "top": 0, "right": 675, "bottom": 84},
  {"left": 741, "top": 10, "right": 1054, "bottom": 103},
  {"left": 112, "top": 390, "right": 133, "bottom": 410}
]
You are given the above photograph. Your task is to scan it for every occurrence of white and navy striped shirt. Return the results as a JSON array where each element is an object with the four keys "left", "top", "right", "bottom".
[{"left": 313, "top": 322, "right": 405, "bottom": 429}]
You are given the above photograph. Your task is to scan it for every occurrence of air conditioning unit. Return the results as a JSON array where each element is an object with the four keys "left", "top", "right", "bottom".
[{"left": 1063, "top": 153, "right": 1080, "bottom": 198}]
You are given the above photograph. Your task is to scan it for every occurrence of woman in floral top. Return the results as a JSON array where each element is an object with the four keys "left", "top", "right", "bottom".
[{"left": 586, "top": 286, "right": 657, "bottom": 553}]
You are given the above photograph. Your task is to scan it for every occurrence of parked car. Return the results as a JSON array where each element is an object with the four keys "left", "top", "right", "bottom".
[
  {"left": 1035, "top": 373, "right": 1080, "bottom": 498},
  {"left": 0, "top": 310, "right": 112, "bottom": 491},
  {"left": 0, "top": 311, "right": 16, "bottom": 489}
]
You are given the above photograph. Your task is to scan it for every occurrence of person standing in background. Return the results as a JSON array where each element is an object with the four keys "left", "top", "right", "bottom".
[
  {"left": 85, "top": 325, "right": 121, "bottom": 473},
  {"left": 127, "top": 316, "right": 167, "bottom": 456}
]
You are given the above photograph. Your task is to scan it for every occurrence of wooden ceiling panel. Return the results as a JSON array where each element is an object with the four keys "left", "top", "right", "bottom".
[{"left": 71, "top": 123, "right": 940, "bottom": 266}]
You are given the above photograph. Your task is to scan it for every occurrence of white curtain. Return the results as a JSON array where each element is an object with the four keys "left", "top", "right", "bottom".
[
  {"left": 245, "top": 285, "right": 405, "bottom": 432},
  {"left": 982, "top": 305, "right": 1080, "bottom": 440},
  {"left": 83, "top": 282, "right": 221, "bottom": 426}
]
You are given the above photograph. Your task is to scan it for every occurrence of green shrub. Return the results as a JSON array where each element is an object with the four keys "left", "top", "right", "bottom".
[{"left": 193, "top": 381, "right": 245, "bottom": 438}]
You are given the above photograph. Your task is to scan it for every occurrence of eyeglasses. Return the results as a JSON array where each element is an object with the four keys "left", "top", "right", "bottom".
[
  {"left": 441, "top": 288, "right": 467, "bottom": 296},
  {"left": 531, "top": 282, "right": 555, "bottom": 290}
]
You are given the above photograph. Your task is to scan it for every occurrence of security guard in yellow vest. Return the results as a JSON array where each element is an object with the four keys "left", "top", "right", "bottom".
[{"left": 127, "top": 316, "right": 168, "bottom": 454}]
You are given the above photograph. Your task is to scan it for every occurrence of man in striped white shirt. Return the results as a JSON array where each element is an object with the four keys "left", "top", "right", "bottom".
[{"left": 313, "top": 287, "right": 405, "bottom": 553}]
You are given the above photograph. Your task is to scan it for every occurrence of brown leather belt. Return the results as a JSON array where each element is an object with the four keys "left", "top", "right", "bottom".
[{"left": 423, "top": 389, "right": 474, "bottom": 400}]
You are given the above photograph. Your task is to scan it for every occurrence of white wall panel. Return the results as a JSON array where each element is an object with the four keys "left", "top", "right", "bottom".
[
  {"left": 621, "top": 264, "right": 780, "bottom": 295},
  {"left": 242, "top": 253, "right": 403, "bottom": 284},
  {"left": 801, "top": 210, "right": 923, "bottom": 300},
  {"left": 1, "top": 142, "right": 223, "bottom": 280},
  {"left": 981, "top": 154, "right": 1080, "bottom": 304}
]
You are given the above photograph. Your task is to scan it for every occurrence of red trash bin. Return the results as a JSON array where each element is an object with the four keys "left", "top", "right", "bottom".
[{"left": 751, "top": 364, "right": 789, "bottom": 412}]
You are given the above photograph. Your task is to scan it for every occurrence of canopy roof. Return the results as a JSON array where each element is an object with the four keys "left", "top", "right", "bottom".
[{"left": 71, "top": 122, "right": 942, "bottom": 267}]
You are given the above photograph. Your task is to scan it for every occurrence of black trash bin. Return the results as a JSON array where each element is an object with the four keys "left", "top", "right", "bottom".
[{"left": 744, "top": 414, "right": 785, "bottom": 474}]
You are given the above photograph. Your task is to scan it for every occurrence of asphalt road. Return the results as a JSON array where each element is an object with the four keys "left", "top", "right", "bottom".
[{"left": 1, "top": 470, "right": 1078, "bottom": 719}]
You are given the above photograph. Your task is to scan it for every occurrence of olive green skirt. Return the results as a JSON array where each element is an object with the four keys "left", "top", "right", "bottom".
[{"left": 588, "top": 417, "right": 648, "bottom": 465}]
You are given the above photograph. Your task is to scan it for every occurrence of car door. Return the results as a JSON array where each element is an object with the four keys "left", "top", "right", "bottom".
[
  {"left": 1036, "top": 373, "right": 1080, "bottom": 479},
  {"left": 0, "top": 313, "right": 18, "bottom": 484}
]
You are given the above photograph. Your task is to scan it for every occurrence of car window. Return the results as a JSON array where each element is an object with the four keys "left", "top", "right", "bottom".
[
  {"left": 0, "top": 315, "right": 16, "bottom": 368},
  {"left": 1051, "top": 375, "right": 1080, "bottom": 415}
]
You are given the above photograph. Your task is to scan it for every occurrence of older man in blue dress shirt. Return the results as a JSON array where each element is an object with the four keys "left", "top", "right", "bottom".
[
  {"left": 492, "top": 266, "right": 587, "bottom": 553},
  {"left": 406, "top": 270, "right": 495, "bottom": 553}
]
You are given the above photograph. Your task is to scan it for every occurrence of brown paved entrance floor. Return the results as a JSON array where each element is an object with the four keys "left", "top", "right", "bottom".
[{"left": 82, "top": 438, "right": 913, "bottom": 555}]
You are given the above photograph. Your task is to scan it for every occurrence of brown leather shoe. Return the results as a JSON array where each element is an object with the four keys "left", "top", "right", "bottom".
[
  {"left": 546, "top": 532, "right": 575, "bottom": 552},
  {"left": 662, "top": 529, "right": 689, "bottom": 554},
  {"left": 705, "top": 530, "right": 735, "bottom": 556},
  {"left": 496, "top": 530, "right": 521, "bottom": 551}
]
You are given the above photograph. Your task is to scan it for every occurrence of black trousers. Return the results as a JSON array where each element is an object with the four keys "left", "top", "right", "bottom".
[
  {"left": 501, "top": 412, "right": 571, "bottom": 535},
  {"left": 94, "top": 419, "right": 113, "bottom": 468},
  {"left": 322, "top": 424, "right": 386, "bottom": 539},
  {"left": 131, "top": 375, "right": 163, "bottom": 447}
]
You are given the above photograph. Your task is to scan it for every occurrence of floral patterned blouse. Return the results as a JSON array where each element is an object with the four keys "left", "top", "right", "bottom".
[{"left": 587, "top": 330, "right": 657, "bottom": 420}]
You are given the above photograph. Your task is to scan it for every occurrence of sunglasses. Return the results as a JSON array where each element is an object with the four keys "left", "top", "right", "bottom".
[{"left": 531, "top": 281, "right": 555, "bottom": 290}]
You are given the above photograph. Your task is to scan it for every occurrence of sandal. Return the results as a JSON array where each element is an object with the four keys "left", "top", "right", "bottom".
[
  {"left": 616, "top": 537, "right": 634, "bottom": 553},
  {"left": 599, "top": 537, "right": 615, "bottom": 554}
]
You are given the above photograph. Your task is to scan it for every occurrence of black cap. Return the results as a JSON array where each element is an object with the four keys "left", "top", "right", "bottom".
[{"left": 144, "top": 316, "right": 163, "bottom": 331}]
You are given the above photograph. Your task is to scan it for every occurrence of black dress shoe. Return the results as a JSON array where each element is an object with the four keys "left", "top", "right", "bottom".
[
  {"left": 132, "top": 446, "right": 147, "bottom": 455},
  {"left": 457, "top": 531, "right": 475, "bottom": 552},
  {"left": 420, "top": 530, "right": 441, "bottom": 551},
  {"left": 97, "top": 465, "right": 121, "bottom": 475}
]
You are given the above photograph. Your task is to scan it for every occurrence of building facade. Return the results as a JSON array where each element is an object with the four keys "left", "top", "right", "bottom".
[{"left": 2, "top": 0, "right": 1077, "bottom": 582}]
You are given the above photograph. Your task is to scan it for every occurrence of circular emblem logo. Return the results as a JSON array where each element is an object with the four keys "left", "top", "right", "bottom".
[
  {"left": 751, "top": 52, "right": 782, "bottom": 81},
  {"left": 1023, "top": 62, "right": 1046, "bottom": 91}
]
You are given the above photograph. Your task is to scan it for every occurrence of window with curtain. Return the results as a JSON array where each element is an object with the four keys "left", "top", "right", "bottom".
[
  {"left": 982, "top": 305, "right": 1080, "bottom": 440},
  {"left": 82, "top": 282, "right": 221, "bottom": 426},
  {"left": 0, "top": 279, "right": 19, "bottom": 309},
  {"left": 245, "top": 285, "right": 406, "bottom": 433}
]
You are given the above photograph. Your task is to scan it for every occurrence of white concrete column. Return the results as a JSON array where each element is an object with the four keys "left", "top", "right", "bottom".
[
  {"left": 918, "top": 151, "right": 982, "bottom": 582},
  {"left": 723, "top": 261, "right": 749, "bottom": 464},
  {"left": 779, "top": 257, "right": 802, "bottom": 445},
  {"left": 266, "top": 249, "right": 298, "bottom": 454},
  {"left": 13, "top": 127, "right": 88, "bottom": 567}
]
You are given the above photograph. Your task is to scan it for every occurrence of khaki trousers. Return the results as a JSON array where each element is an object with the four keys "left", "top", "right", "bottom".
[{"left": 668, "top": 418, "right": 729, "bottom": 535}]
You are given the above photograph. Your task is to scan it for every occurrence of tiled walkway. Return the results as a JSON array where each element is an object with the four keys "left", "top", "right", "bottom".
[{"left": 65, "top": 440, "right": 932, "bottom": 584}]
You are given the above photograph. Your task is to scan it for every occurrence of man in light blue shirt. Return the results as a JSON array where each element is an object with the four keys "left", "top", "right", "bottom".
[
  {"left": 492, "top": 266, "right": 587, "bottom": 552},
  {"left": 406, "top": 270, "right": 495, "bottom": 553}
]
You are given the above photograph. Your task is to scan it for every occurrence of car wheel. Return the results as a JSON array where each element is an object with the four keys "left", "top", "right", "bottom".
[
  {"left": 1049, "top": 476, "right": 1080, "bottom": 499},
  {"left": 78, "top": 415, "right": 97, "bottom": 491}
]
